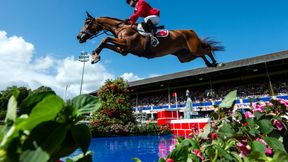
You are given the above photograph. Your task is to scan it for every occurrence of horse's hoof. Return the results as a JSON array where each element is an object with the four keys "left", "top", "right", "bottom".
[
  {"left": 207, "top": 63, "right": 217, "bottom": 67},
  {"left": 91, "top": 56, "right": 101, "bottom": 64},
  {"left": 217, "top": 63, "right": 225, "bottom": 67}
]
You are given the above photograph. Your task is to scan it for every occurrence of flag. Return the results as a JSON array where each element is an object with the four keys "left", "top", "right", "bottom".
[{"left": 172, "top": 92, "right": 177, "bottom": 97}]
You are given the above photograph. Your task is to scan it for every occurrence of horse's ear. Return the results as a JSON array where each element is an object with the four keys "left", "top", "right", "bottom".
[{"left": 86, "top": 11, "right": 93, "bottom": 18}]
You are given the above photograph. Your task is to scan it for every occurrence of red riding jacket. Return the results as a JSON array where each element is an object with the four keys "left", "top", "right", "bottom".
[{"left": 129, "top": 0, "right": 160, "bottom": 24}]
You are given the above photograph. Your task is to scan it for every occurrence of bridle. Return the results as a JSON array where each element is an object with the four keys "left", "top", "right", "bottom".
[
  {"left": 82, "top": 18, "right": 118, "bottom": 40},
  {"left": 81, "top": 18, "right": 98, "bottom": 40},
  {"left": 82, "top": 17, "right": 137, "bottom": 40}
]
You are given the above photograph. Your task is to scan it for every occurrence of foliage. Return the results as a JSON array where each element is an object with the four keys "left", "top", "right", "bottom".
[
  {"left": 158, "top": 124, "right": 172, "bottom": 135},
  {"left": 161, "top": 90, "right": 288, "bottom": 162},
  {"left": 98, "top": 78, "right": 134, "bottom": 122},
  {"left": 31, "top": 86, "right": 56, "bottom": 95},
  {"left": 0, "top": 86, "right": 31, "bottom": 115},
  {"left": 0, "top": 86, "right": 56, "bottom": 119},
  {"left": 90, "top": 78, "right": 172, "bottom": 136},
  {"left": 0, "top": 91, "right": 101, "bottom": 162},
  {"left": 90, "top": 78, "right": 137, "bottom": 136},
  {"left": 90, "top": 121, "right": 171, "bottom": 137}
]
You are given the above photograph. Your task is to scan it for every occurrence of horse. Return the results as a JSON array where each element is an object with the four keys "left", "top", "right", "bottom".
[{"left": 77, "top": 12, "right": 224, "bottom": 67}]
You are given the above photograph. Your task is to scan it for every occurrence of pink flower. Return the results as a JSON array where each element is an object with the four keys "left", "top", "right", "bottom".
[
  {"left": 253, "top": 104, "right": 265, "bottom": 112},
  {"left": 245, "top": 111, "right": 255, "bottom": 119},
  {"left": 256, "top": 138, "right": 267, "bottom": 145},
  {"left": 278, "top": 99, "right": 288, "bottom": 107},
  {"left": 266, "top": 147, "right": 273, "bottom": 155},
  {"left": 166, "top": 158, "right": 175, "bottom": 162},
  {"left": 168, "top": 145, "right": 175, "bottom": 152},
  {"left": 265, "top": 102, "right": 273, "bottom": 107},
  {"left": 211, "top": 132, "right": 219, "bottom": 140},
  {"left": 273, "top": 120, "right": 284, "bottom": 131},
  {"left": 278, "top": 99, "right": 286, "bottom": 104},
  {"left": 193, "top": 149, "right": 200, "bottom": 156},
  {"left": 237, "top": 140, "right": 250, "bottom": 156},
  {"left": 256, "top": 138, "right": 273, "bottom": 155}
]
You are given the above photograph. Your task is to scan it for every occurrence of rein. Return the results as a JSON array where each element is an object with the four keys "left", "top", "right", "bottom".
[
  {"left": 86, "top": 18, "right": 133, "bottom": 39},
  {"left": 88, "top": 30, "right": 114, "bottom": 40},
  {"left": 88, "top": 19, "right": 116, "bottom": 39}
]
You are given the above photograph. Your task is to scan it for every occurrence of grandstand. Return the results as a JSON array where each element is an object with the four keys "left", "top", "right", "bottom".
[{"left": 128, "top": 50, "right": 288, "bottom": 120}]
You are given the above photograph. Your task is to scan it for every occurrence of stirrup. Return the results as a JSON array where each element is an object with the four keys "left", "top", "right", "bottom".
[{"left": 150, "top": 36, "right": 159, "bottom": 47}]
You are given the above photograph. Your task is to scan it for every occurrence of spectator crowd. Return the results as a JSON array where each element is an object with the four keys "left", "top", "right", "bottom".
[{"left": 130, "top": 78, "right": 288, "bottom": 108}]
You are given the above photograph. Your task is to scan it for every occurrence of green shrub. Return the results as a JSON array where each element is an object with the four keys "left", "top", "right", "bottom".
[
  {"left": 89, "top": 78, "right": 173, "bottom": 137},
  {"left": 90, "top": 78, "right": 137, "bottom": 136},
  {"left": 0, "top": 91, "right": 101, "bottom": 162}
]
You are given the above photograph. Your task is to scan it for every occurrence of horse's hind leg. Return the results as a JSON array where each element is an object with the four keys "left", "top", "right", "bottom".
[
  {"left": 183, "top": 31, "right": 219, "bottom": 67},
  {"left": 172, "top": 50, "right": 197, "bottom": 63},
  {"left": 184, "top": 33, "right": 214, "bottom": 66},
  {"left": 206, "top": 52, "right": 218, "bottom": 67},
  {"left": 201, "top": 56, "right": 213, "bottom": 67}
]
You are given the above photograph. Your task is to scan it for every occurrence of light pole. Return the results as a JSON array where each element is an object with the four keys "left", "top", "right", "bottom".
[
  {"left": 79, "top": 51, "right": 89, "bottom": 95},
  {"left": 64, "top": 84, "right": 70, "bottom": 101}
]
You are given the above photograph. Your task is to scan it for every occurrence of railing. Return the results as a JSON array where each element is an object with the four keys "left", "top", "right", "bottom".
[{"left": 132, "top": 95, "right": 288, "bottom": 112}]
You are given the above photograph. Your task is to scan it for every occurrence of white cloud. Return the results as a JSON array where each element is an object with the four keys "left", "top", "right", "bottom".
[
  {"left": 0, "top": 31, "right": 34, "bottom": 64},
  {"left": 34, "top": 56, "right": 54, "bottom": 72},
  {"left": 0, "top": 30, "right": 160, "bottom": 99},
  {"left": 55, "top": 56, "right": 115, "bottom": 98},
  {"left": 121, "top": 72, "right": 142, "bottom": 82},
  {"left": 0, "top": 30, "right": 116, "bottom": 98}
]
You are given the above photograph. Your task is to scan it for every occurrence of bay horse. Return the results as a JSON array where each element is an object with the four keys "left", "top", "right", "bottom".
[{"left": 77, "top": 12, "right": 224, "bottom": 67}]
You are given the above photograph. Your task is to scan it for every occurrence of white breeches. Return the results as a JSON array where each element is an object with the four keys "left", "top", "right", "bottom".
[{"left": 144, "top": 15, "right": 160, "bottom": 25}]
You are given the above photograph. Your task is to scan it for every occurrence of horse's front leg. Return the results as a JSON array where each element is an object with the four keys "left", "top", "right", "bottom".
[
  {"left": 101, "top": 44, "right": 128, "bottom": 55},
  {"left": 91, "top": 37, "right": 128, "bottom": 64},
  {"left": 94, "top": 37, "right": 128, "bottom": 54},
  {"left": 91, "top": 37, "right": 129, "bottom": 64}
]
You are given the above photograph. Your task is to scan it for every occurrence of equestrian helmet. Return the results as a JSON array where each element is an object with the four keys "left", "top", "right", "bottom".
[{"left": 126, "top": 0, "right": 138, "bottom": 5}]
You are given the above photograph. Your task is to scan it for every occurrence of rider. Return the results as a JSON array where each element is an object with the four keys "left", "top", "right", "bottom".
[{"left": 126, "top": 0, "right": 160, "bottom": 47}]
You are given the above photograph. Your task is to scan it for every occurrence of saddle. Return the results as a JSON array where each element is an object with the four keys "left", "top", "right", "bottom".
[{"left": 137, "top": 24, "right": 169, "bottom": 38}]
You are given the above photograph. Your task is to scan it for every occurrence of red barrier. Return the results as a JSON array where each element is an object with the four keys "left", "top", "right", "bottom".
[
  {"left": 157, "top": 110, "right": 210, "bottom": 136},
  {"left": 157, "top": 110, "right": 180, "bottom": 126}
]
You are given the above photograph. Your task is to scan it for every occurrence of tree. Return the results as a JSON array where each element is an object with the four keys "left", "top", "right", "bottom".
[
  {"left": 16, "top": 87, "right": 31, "bottom": 106},
  {"left": 31, "top": 86, "right": 55, "bottom": 94},
  {"left": 0, "top": 86, "right": 31, "bottom": 120},
  {"left": 0, "top": 86, "right": 31, "bottom": 110}
]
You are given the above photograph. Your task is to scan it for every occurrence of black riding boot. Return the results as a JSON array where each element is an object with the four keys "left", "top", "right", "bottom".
[
  {"left": 146, "top": 19, "right": 156, "bottom": 36},
  {"left": 141, "top": 22, "right": 151, "bottom": 51},
  {"left": 146, "top": 19, "right": 159, "bottom": 47},
  {"left": 141, "top": 22, "right": 150, "bottom": 33}
]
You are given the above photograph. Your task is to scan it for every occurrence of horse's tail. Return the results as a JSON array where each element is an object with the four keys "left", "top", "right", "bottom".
[{"left": 201, "top": 37, "right": 225, "bottom": 52}]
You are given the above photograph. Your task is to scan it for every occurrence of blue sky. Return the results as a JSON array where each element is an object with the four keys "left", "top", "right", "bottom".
[{"left": 0, "top": 0, "right": 287, "bottom": 97}]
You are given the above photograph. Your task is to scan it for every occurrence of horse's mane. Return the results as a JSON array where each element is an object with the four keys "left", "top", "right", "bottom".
[
  {"left": 99, "top": 16, "right": 138, "bottom": 26},
  {"left": 99, "top": 17, "right": 124, "bottom": 22}
]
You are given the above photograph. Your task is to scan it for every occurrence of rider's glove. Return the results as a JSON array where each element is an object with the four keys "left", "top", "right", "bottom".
[{"left": 124, "top": 19, "right": 131, "bottom": 24}]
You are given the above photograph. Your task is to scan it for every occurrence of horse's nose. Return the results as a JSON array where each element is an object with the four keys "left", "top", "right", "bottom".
[{"left": 77, "top": 35, "right": 80, "bottom": 40}]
